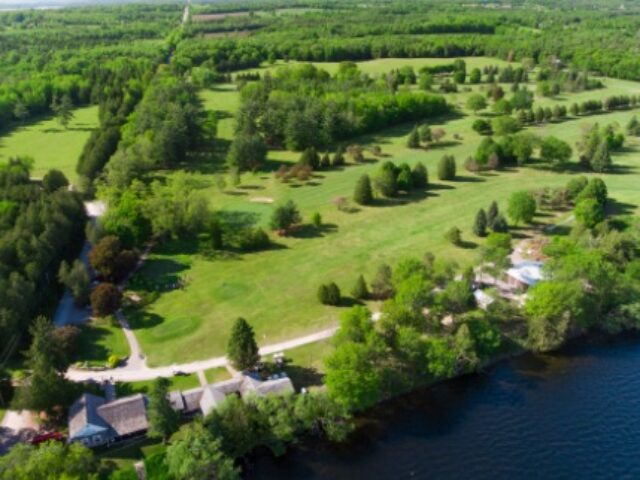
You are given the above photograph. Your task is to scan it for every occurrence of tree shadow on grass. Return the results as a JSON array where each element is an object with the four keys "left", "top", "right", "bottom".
[
  {"left": 283, "top": 364, "right": 324, "bottom": 389},
  {"left": 127, "top": 311, "right": 164, "bottom": 331},
  {"left": 237, "top": 184, "right": 264, "bottom": 190},
  {"left": 73, "top": 324, "right": 115, "bottom": 364},
  {"left": 458, "top": 240, "right": 478, "bottom": 250},
  {"left": 217, "top": 211, "right": 261, "bottom": 230},
  {"left": 454, "top": 175, "right": 486, "bottom": 183},
  {"left": 339, "top": 297, "right": 365, "bottom": 308},
  {"left": 290, "top": 223, "right": 338, "bottom": 239},
  {"left": 428, "top": 182, "right": 455, "bottom": 191},
  {"left": 607, "top": 199, "right": 637, "bottom": 216}
]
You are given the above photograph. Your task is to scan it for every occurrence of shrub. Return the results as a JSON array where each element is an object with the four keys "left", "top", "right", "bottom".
[
  {"left": 42, "top": 169, "right": 69, "bottom": 193},
  {"left": 437, "top": 155, "right": 456, "bottom": 180},
  {"left": 318, "top": 282, "right": 341, "bottom": 305},
  {"left": 354, "top": 174, "right": 374, "bottom": 205},
  {"left": 444, "top": 226, "right": 462, "bottom": 246},
  {"left": 107, "top": 355, "right": 121, "bottom": 369},
  {"left": 238, "top": 228, "right": 271, "bottom": 251},
  {"left": 351, "top": 275, "right": 369, "bottom": 300},
  {"left": 472, "top": 119, "right": 492, "bottom": 135},
  {"left": 507, "top": 191, "right": 537, "bottom": 225},
  {"left": 411, "top": 162, "right": 428, "bottom": 188},
  {"left": 406, "top": 127, "right": 420, "bottom": 148},
  {"left": 311, "top": 212, "right": 322, "bottom": 228},
  {"left": 375, "top": 168, "right": 398, "bottom": 197},
  {"left": 270, "top": 200, "right": 301, "bottom": 232}
]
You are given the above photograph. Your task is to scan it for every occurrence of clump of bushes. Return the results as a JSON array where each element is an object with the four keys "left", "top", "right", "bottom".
[{"left": 318, "top": 282, "right": 341, "bottom": 305}]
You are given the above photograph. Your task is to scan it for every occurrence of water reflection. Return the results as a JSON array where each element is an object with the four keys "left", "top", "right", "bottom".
[{"left": 248, "top": 335, "right": 640, "bottom": 480}]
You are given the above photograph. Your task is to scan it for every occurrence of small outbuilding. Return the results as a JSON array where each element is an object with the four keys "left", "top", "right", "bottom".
[{"left": 505, "top": 261, "right": 544, "bottom": 290}]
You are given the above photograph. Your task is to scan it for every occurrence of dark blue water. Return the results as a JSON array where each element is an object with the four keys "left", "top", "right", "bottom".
[{"left": 249, "top": 335, "right": 640, "bottom": 480}]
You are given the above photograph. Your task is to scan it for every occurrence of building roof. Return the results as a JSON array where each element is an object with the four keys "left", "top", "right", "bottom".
[
  {"left": 474, "top": 289, "right": 495, "bottom": 310},
  {"left": 199, "top": 385, "right": 228, "bottom": 417},
  {"left": 97, "top": 394, "right": 148, "bottom": 437},
  {"left": 69, "top": 393, "right": 108, "bottom": 440},
  {"left": 198, "top": 373, "right": 295, "bottom": 416},
  {"left": 506, "top": 261, "right": 544, "bottom": 286},
  {"left": 182, "top": 387, "right": 205, "bottom": 413}
]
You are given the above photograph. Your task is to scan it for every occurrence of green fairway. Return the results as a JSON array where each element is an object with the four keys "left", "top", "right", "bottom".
[
  {"left": 242, "top": 56, "right": 516, "bottom": 78},
  {"left": 121, "top": 59, "right": 640, "bottom": 367},
  {"left": 0, "top": 105, "right": 98, "bottom": 183}
]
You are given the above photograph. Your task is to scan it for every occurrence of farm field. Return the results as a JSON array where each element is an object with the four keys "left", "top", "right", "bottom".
[
  {"left": 0, "top": 105, "right": 98, "bottom": 183},
  {"left": 123, "top": 58, "right": 640, "bottom": 367}
]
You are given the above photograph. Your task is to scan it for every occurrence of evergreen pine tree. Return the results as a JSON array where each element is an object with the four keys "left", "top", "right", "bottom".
[
  {"left": 227, "top": 317, "right": 260, "bottom": 370},
  {"left": 437, "top": 155, "right": 456, "bottom": 180},
  {"left": 491, "top": 214, "right": 509, "bottom": 232},
  {"left": 406, "top": 126, "right": 420, "bottom": 149},
  {"left": 320, "top": 152, "right": 331, "bottom": 169},
  {"left": 570, "top": 103, "right": 579, "bottom": 116},
  {"left": 473, "top": 209, "right": 488, "bottom": 237},
  {"left": 354, "top": 174, "right": 374, "bottom": 205},
  {"left": 487, "top": 201, "right": 499, "bottom": 226},
  {"left": 148, "top": 377, "right": 180, "bottom": 442},
  {"left": 590, "top": 140, "right": 611, "bottom": 173},
  {"left": 331, "top": 148, "right": 345, "bottom": 167},
  {"left": 351, "top": 275, "right": 369, "bottom": 300},
  {"left": 411, "top": 162, "right": 428, "bottom": 188}
]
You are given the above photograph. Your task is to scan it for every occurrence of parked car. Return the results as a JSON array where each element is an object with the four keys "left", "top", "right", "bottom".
[{"left": 30, "top": 432, "right": 65, "bottom": 445}]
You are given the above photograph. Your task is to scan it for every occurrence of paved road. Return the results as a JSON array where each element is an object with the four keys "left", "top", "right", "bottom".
[
  {"left": 66, "top": 324, "right": 342, "bottom": 383},
  {"left": 53, "top": 201, "right": 106, "bottom": 327}
]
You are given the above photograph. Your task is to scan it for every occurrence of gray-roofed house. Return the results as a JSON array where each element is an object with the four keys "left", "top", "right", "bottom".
[
  {"left": 68, "top": 393, "right": 110, "bottom": 448},
  {"left": 199, "top": 374, "right": 295, "bottom": 416},
  {"left": 68, "top": 393, "right": 149, "bottom": 447}
]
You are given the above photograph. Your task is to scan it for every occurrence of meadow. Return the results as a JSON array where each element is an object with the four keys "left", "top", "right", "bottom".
[
  {"left": 122, "top": 58, "right": 640, "bottom": 367},
  {"left": 0, "top": 105, "right": 98, "bottom": 183}
]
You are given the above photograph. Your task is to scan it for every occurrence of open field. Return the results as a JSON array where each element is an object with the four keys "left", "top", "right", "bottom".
[
  {"left": 121, "top": 58, "right": 640, "bottom": 367},
  {"left": 0, "top": 105, "right": 98, "bottom": 183}
]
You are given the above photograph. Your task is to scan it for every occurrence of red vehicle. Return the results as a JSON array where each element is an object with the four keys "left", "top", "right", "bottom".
[{"left": 30, "top": 432, "right": 65, "bottom": 445}]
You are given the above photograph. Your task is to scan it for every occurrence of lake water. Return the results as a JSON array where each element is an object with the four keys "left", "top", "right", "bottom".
[{"left": 249, "top": 335, "right": 640, "bottom": 480}]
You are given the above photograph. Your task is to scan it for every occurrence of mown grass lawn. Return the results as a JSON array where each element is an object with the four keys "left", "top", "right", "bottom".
[
  {"left": 205, "top": 366, "right": 231, "bottom": 383},
  {"left": 0, "top": 105, "right": 98, "bottom": 183},
  {"left": 114, "top": 373, "right": 200, "bottom": 397},
  {"left": 122, "top": 59, "right": 640, "bottom": 367},
  {"left": 74, "top": 317, "right": 130, "bottom": 367}
]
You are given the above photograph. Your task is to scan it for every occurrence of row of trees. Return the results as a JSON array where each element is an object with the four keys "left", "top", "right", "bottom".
[{"left": 229, "top": 64, "right": 449, "bottom": 160}]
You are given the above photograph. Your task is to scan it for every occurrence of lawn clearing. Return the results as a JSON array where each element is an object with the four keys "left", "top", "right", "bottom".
[
  {"left": 74, "top": 317, "right": 129, "bottom": 368},
  {"left": 0, "top": 105, "right": 98, "bottom": 183},
  {"left": 205, "top": 366, "right": 231, "bottom": 383},
  {"left": 277, "top": 338, "right": 334, "bottom": 388},
  {"left": 119, "top": 60, "right": 640, "bottom": 367},
  {"left": 114, "top": 373, "right": 200, "bottom": 398}
]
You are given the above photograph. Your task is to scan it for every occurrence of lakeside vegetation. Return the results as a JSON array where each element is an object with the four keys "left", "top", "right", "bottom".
[{"left": 1, "top": 0, "right": 640, "bottom": 479}]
